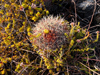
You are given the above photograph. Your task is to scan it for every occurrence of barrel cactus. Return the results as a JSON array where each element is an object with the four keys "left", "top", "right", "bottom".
[{"left": 32, "top": 15, "right": 70, "bottom": 51}]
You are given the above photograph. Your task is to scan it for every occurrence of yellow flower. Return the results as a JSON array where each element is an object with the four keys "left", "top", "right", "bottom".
[
  {"left": 57, "top": 58, "right": 63, "bottom": 64},
  {"left": 6, "top": 12, "right": 9, "bottom": 16},
  {"left": 23, "top": 21, "right": 25, "bottom": 25},
  {"left": 69, "top": 40, "right": 74, "bottom": 48},
  {"left": 49, "top": 70, "right": 53, "bottom": 73},
  {"left": 28, "top": 6, "right": 31, "bottom": 10},
  {"left": 27, "top": 26, "right": 31, "bottom": 32},
  {"left": 30, "top": 11, "right": 33, "bottom": 15},
  {"left": 46, "top": 10, "right": 49, "bottom": 15},
  {"left": 16, "top": 64, "right": 20, "bottom": 69},
  {"left": 4, "top": 4, "right": 9, "bottom": 8},
  {"left": 64, "top": 33, "right": 68, "bottom": 38},
  {"left": 35, "top": 33, "right": 41, "bottom": 38},
  {"left": 8, "top": 58, "right": 12, "bottom": 62},
  {"left": 1, "top": 69, "right": 5, "bottom": 74},
  {"left": 43, "top": 29, "right": 49, "bottom": 34},
  {"left": 36, "top": 12, "right": 41, "bottom": 17},
  {"left": 8, "top": 17, "right": 10, "bottom": 21},
  {"left": 0, "top": 10, "right": 4, "bottom": 14},
  {"left": 32, "top": 16, "right": 37, "bottom": 22}
]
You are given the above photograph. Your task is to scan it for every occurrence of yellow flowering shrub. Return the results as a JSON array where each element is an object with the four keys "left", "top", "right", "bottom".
[
  {"left": 0, "top": 0, "right": 99, "bottom": 75},
  {"left": 0, "top": 0, "right": 49, "bottom": 75}
]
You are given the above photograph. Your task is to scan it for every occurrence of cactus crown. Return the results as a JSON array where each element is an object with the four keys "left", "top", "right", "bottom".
[{"left": 32, "top": 15, "right": 70, "bottom": 50}]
